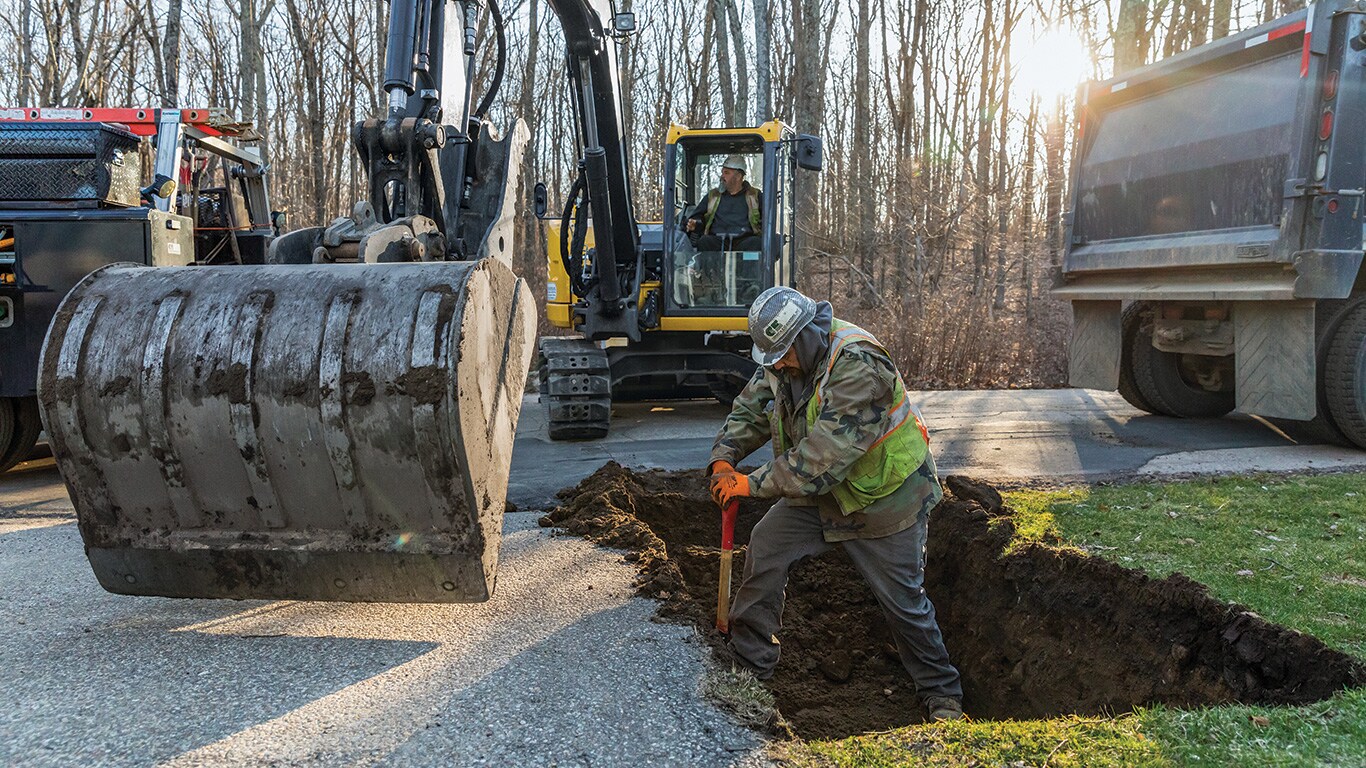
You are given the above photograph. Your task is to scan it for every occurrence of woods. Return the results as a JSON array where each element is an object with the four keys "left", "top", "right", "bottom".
[{"left": 0, "top": 0, "right": 1307, "bottom": 387}]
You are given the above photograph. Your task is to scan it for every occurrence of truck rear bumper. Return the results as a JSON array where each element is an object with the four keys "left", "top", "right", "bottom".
[{"left": 1054, "top": 249, "right": 1361, "bottom": 302}]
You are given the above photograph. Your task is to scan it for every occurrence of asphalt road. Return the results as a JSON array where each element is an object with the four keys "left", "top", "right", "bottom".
[{"left": 4, "top": 389, "right": 1365, "bottom": 766}]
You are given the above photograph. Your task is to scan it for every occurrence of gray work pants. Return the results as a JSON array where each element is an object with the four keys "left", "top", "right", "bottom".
[{"left": 728, "top": 499, "right": 963, "bottom": 700}]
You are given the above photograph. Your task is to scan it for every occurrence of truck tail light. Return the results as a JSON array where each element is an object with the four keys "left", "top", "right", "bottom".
[{"left": 1319, "top": 109, "right": 1333, "bottom": 140}]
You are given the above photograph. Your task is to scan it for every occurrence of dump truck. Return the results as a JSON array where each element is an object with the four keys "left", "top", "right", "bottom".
[{"left": 1058, "top": 0, "right": 1366, "bottom": 448}]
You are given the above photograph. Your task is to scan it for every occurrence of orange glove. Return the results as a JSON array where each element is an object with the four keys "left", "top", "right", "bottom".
[
  {"left": 709, "top": 471, "right": 750, "bottom": 507},
  {"left": 708, "top": 460, "right": 735, "bottom": 476}
]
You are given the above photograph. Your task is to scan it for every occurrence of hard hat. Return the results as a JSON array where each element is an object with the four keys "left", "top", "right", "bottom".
[
  {"left": 721, "top": 154, "right": 748, "bottom": 174},
  {"left": 748, "top": 286, "right": 817, "bottom": 366}
]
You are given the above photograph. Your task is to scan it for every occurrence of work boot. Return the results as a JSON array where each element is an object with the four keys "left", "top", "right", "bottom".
[
  {"left": 717, "top": 641, "right": 774, "bottom": 681},
  {"left": 925, "top": 695, "right": 963, "bottom": 722}
]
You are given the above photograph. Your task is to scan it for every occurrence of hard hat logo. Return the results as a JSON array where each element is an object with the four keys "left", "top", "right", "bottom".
[{"left": 749, "top": 286, "right": 817, "bottom": 366}]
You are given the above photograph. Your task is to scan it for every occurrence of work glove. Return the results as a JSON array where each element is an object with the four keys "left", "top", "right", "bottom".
[
  {"left": 709, "top": 471, "right": 751, "bottom": 508},
  {"left": 708, "top": 460, "right": 735, "bottom": 476}
]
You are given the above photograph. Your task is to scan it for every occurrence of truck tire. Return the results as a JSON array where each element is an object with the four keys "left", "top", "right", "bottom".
[
  {"left": 1302, "top": 299, "right": 1353, "bottom": 447},
  {"left": 1117, "top": 303, "right": 1160, "bottom": 414},
  {"left": 1324, "top": 302, "right": 1366, "bottom": 448},
  {"left": 1130, "top": 316, "right": 1235, "bottom": 419},
  {"left": 0, "top": 397, "right": 41, "bottom": 473},
  {"left": 0, "top": 400, "right": 15, "bottom": 472}
]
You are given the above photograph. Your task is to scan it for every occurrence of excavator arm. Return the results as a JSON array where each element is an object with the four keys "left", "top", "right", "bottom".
[{"left": 546, "top": 0, "right": 643, "bottom": 340}]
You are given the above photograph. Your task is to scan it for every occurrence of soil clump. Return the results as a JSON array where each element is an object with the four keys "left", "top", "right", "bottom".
[{"left": 540, "top": 462, "right": 1365, "bottom": 740}]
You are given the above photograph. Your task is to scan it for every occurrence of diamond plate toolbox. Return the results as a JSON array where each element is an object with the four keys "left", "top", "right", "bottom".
[{"left": 0, "top": 121, "right": 141, "bottom": 206}]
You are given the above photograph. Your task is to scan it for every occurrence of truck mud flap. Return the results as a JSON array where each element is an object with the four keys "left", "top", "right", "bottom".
[
  {"left": 1234, "top": 301, "right": 1316, "bottom": 421},
  {"left": 38, "top": 259, "right": 536, "bottom": 602},
  {"left": 1068, "top": 300, "right": 1121, "bottom": 391}
]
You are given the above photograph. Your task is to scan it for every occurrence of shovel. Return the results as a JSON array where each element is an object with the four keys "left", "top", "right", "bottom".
[{"left": 715, "top": 499, "right": 739, "bottom": 633}]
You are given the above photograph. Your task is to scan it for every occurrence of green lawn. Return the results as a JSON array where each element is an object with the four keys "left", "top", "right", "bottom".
[{"left": 785, "top": 473, "right": 1366, "bottom": 767}]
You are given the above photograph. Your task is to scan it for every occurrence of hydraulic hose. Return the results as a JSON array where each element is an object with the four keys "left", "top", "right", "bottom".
[
  {"left": 559, "top": 172, "right": 589, "bottom": 296},
  {"left": 473, "top": 0, "right": 507, "bottom": 121}
]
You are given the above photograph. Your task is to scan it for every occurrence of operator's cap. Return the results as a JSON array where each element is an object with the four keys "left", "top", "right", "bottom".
[
  {"left": 721, "top": 154, "right": 748, "bottom": 174},
  {"left": 748, "top": 286, "right": 817, "bottom": 366}
]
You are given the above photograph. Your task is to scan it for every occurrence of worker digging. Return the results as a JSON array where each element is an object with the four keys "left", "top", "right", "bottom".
[{"left": 706, "top": 286, "right": 964, "bottom": 722}]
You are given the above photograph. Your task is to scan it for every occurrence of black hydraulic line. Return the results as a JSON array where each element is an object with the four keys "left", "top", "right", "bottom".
[
  {"left": 415, "top": 0, "right": 433, "bottom": 74},
  {"left": 473, "top": 0, "right": 507, "bottom": 120},
  {"left": 559, "top": 172, "right": 588, "bottom": 295}
]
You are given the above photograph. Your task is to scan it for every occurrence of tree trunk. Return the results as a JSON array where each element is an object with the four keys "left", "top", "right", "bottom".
[
  {"left": 725, "top": 0, "right": 749, "bottom": 124},
  {"left": 714, "top": 0, "right": 736, "bottom": 124},
  {"left": 992, "top": 0, "right": 1013, "bottom": 313},
  {"left": 971, "top": 0, "right": 992, "bottom": 297},
  {"left": 18, "top": 0, "right": 34, "bottom": 104},
  {"left": 690, "top": 3, "right": 716, "bottom": 124},
  {"left": 284, "top": 0, "right": 325, "bottom": 226},
  {"left": 1044, "top": 97, "right": 1066, "bottom": 271},
  {"left": 1213, "top": 0, "right": 1233, "bottom": 39},
  {"left": 791, "top": 0, "right": 832, "bottom": 276},
  {"left": 162, "top": 0, "right": 183, "bottom": 107},
  {"left": 1021, "top": 96, "right": 1038, "bottom": 321},
  {"left": 854, "top": 0, "right": 873, "bottom": 299},
  {"left": 752, "top": 0, "right": 771, "bottom": 121},
  {"left": 1115, "top": 0, "right": 1149, "bottom": 74}
]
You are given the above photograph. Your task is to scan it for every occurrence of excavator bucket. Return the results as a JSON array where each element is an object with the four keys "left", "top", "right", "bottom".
[{"left": 38, "top": 258, "right": 536, "bottom": 602}]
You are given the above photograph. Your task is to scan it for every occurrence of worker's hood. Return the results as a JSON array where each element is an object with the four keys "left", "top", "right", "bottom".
[{"left": 785, "top": 301, "right": 833, "bottom": 407}]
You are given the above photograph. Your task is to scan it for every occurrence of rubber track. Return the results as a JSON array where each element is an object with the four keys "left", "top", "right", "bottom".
[{"left": 539, "top": 337, "right": 612, "bottom": 440}]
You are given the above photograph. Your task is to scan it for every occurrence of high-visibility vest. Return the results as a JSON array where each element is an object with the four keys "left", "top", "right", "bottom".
[
  {"left": 702, "top": 185, "right": 761, "bottom": 235},
  {"left": 777, "top": 320, "right": 930, "bottom": 514}
]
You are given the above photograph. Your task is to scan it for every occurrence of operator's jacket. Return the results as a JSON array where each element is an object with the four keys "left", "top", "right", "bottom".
[
  {"left": 685, "top": 182, "right": 763, "bottom": 237},
  {"left": 710, "top": 320, "right": 941, "bottom": 542}
]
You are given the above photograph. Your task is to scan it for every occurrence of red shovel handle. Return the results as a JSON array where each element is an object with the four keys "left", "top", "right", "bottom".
[{"left": 721, "top": 500, "right": 738, "bottom": 551}]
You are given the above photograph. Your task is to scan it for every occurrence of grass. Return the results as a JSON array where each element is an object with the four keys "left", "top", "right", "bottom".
[{"left": 782, "top": 473, "right": 1366, "bottom": 767}]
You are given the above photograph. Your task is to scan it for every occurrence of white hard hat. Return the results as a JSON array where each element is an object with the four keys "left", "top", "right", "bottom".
[
  {"left": 721, "top": 154, "right": 748, "bottom": 174},
  {"left": 748, "top": 286, "right": 817, "bottom": 366}
]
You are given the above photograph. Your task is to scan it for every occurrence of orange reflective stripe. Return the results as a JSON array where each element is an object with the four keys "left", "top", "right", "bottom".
[{"left": 868, "top": 389, "right": 911, "bottom": 450}]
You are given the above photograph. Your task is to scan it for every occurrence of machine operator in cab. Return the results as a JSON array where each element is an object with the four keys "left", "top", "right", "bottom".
[
  {"left": 706, "top": 286, "right": 964, "bottom": 722},
  {"left": 684, "top": 154, "right": 763, "bottom": 251}
]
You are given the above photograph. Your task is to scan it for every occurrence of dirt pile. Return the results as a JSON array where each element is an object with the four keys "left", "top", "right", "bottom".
[{"left": 541, "top": 462, "right": 1365, "bottom": 740}]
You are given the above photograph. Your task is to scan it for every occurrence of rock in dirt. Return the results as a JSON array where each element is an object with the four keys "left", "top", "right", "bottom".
[
  {"left": 818, "top": 650, "right": 854, "bottom": 683},
  {"left": 543, "top": 462, "right": 1366, "bottom": 740}
]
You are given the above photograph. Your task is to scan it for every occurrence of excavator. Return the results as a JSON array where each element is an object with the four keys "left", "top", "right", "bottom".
[{"left": 37, "top": 0, "right": 818, "bottom": 603}]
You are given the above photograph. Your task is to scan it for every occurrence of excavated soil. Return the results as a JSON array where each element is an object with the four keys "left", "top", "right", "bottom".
[{"left": 540, "top": 462, "right": 1365, "bottom": 740}]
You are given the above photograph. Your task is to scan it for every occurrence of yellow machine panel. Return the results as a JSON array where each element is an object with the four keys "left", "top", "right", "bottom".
[{"left": 544, "top": 220, "right": 585, "bottom": 329}]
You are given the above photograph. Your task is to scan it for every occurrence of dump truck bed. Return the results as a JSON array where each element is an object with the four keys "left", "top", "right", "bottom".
[{"left": 1057, "top": 3, "right": 1365, "bottom": 303}]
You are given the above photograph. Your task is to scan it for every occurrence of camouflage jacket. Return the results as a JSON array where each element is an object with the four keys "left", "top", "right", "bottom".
[{"left": 710, "top": 339, "right": 942, "bottom": 541}]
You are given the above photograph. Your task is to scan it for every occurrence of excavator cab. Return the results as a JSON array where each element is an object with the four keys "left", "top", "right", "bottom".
[
  {"left": 539, "top": 122, "right": 821, "bottom": 438},
  {"left": 663, "top": 123, "right": 800, "bottom": 314}
]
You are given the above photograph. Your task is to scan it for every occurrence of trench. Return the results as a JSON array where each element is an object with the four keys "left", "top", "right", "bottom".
[{"left": 541, "top": 462, "right": 1365, "bottom": 740}]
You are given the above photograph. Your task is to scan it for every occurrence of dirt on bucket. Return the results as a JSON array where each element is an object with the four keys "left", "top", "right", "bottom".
[{"left": 540, "top": 462, "right": 1365, "bottom": 740}]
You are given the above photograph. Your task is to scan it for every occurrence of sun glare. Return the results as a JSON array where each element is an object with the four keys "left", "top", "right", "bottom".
[{"left": 1013, "top": 27, "right": 1094, "bottom": 100}]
